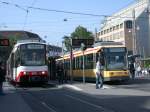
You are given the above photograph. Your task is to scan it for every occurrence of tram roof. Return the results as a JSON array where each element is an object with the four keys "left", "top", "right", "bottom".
[
  {"left": 11, "top": 40, "right": 46, "bottom": 53},
  {"left": 94, "top": 41, "right": 123, "bottom": 47},
  {"left": 56, "top": 41, "right": 125, "bottom": 60},
  {"left": 15, "top": 40, "right": 46, "bottom": 47}
]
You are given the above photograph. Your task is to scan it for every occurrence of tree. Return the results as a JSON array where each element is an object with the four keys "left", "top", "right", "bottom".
[
  {"left": 63, "top": 26, "right": 94, "bottom": 51},
  {"left": 71, "top": 26, "right": 94, "bottom": 39},
  {"left": 63, "top": 35, "right": 71, "bottom": 51}
]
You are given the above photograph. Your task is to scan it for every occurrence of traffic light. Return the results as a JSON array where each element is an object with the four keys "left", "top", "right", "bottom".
[{"left": 0, "top": 39, "right": 9, "bottom": 46}]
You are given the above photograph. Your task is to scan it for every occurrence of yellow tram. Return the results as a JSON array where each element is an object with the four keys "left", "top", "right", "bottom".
[{"left": 57, "top": 41, "right": 129, "bottom": 82}]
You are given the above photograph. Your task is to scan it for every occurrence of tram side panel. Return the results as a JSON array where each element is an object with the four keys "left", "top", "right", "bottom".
[{"left": 60, "top": 47, "right": 130, "bottom": 82}]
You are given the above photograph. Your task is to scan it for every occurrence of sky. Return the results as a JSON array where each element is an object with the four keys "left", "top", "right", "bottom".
[{"left": 0, "top": 0, "right": 135, "bottom": 46}]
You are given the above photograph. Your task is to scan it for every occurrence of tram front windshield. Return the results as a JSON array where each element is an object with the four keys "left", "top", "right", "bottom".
[
  {"left": 105, "top": 48, "right": 127, "bottom": 70},
  {"left": 20, "top": 44, "right": 46, "bottom": 66}
]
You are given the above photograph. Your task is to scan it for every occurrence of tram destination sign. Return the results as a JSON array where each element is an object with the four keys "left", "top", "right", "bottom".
[{"left": 72, "top": 38, "right": 94, "bottom": 48}]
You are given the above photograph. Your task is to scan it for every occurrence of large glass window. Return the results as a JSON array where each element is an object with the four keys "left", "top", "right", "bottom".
[
  {"left": 103, "top": 47, "right": 127, "bottom": 70},
  {"left": 20, "top": 44, "right": 46, "bottom": 66},
  {"left": 106, "top": 54, "right": 126, "bottom": 70},
  {"left": 85, "top": 54, "right": 94, "bottom": 69}
]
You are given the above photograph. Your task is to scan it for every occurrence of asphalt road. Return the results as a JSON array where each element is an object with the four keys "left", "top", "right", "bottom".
[
  {"left": 17, "top": 87, "right": 113, "bottom": 112},
  {"left": 106, "top": 78, "right": 150, "bottom": 92},
  {"left": 16, "top": 79, "right": 150, "bottom": 112}
]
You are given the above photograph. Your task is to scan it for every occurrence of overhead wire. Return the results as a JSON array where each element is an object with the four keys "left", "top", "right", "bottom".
[
  {"left": 0, "top": 0, "right": 149, "bottom": 34},
  {"left": 0, "top": 0, "right": 149, "bottom": 19},
  {"left": 0, "top": 0, "right": 137, "bottom": 19},
  {"left": 23, "top": 0, "right": 37, "bottom": 30}
]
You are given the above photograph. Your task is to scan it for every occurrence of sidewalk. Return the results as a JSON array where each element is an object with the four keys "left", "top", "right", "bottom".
[
  {"left": 49, "top": 80, "right": 150, "bottom": 97},
  {"left": 49, "top": 80, "right": 113, "bottom": 94},
  {"left": 0, "top": 82, "right": 32, "bottom": 112}
]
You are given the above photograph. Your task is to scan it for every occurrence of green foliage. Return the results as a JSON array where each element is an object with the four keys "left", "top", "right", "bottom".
[
  {"left": 63, "top": 36, "right": 71, "bottom": 51},
  {"left": 62, "top": 26, "right": 94, "bottom": 51},
  {"left": 145, "top": 60, "right": 150, "bottom": 67},
  {"left": 71, "top": 26, "right": 94, "bottom": 39}
]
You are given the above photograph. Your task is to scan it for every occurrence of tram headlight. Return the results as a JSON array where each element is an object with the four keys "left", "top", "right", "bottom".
[
  {"left": 42, "top": 71, "right": 45, "bottom": 75},
  {"left": 23, "top": 72, "right": 27, "bottom": 75}
]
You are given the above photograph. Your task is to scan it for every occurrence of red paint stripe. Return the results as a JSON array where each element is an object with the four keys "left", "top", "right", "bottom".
[
  {"left": 15, "top": 71, "right": 48, "bottom": 82},
  {"left": 15, "top": 72, "right": 23, "bottom": 82}
]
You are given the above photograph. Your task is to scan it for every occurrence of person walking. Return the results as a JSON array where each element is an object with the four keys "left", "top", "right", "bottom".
[
  {"left": 0, "top": 62, "right": 5, "bottom": 94},
  {"left": 135, "top": 62, "right": 141, "bottom": 77},
  {"left": 129, "top": 61, "right": 135, "bottom": 79},
  {"left": 95, "top": 59, "right": 103, "bottom": 89},
  {"left": 56, "top": 63, "right": 64, "bottom": 84}
]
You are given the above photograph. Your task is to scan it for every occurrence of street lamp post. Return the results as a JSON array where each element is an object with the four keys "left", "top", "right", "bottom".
[
  {"left": 81, "top": 43, "right": 85, "bottom": 84},
  {"left": 70, "top": 38, "right": 73, "bottom": 83},
  {"left": 132, "top": 9, "right": 137, "bottom": 55},
  {"left": 62, "top": 41, "right": 65, "bottom": 80}
]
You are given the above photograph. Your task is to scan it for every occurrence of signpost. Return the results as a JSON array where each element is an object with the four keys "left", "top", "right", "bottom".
[
  {"left": 70, "top": 38, "right": 73, "bottom": 83},
  {"left": 0, "top": 39, "right": 9, "bottom": 46},
  {"left": 72, "top": 38, "right": 94, "bottom": 48}
]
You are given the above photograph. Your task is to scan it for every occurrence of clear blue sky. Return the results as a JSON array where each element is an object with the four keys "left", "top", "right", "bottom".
[{"left": 0, "top": 0, "right": 135, "bottom": 46}]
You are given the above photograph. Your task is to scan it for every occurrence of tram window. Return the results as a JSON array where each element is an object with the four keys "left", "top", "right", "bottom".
[
  {"left": 11, "top": 53, "right": 14, "bottom": 68},
  {"left": 77, "top": 57, "right": 80, "bottom": 69},
  {"left": 78, "top": 56, "right": 82, "bottom": 69},
  {"left": 15, "top": 49, "right": 21, "bottom": 67},
  {"left": 85, "top": 54, "right": 94, "bottom": 69},
  {"left": 126, "top": 20, "right": 132, "bottom": 29},
  {"left": 65, "top": 60, "right": 69, "bottom": 69},
  {"left": 75, "top": 57, "right": 78, "bottom": 69},
  {"left": 73, "top": 58, "right": 75, "bottom": 69}
]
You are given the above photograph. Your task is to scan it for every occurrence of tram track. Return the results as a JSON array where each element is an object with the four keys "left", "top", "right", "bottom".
[{"left": 15, "top": 84, "right": 58, "bottom": 112}]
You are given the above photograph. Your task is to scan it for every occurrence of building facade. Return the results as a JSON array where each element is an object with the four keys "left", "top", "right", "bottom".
[{"left": 97, "top": 0, "right": 150, "bottom": 57}]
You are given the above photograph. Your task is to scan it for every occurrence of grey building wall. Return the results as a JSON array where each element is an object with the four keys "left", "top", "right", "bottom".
[
  {"left": 136, "top": 10, "right": 149, "bottom": 57},
  {"left": 98, "top": 0, "right": 150, "bottom": 58}
]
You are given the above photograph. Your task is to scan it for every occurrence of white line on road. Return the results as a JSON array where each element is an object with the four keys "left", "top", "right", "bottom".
[
  {"left": 62, "top": 84, "right": 83, "bottom": 91},
  {"left": 41, "top": 102, "right": 57, "bottom": 112},
  {"left": 65, "top": 94, "right": 114, "bottom": 112}
]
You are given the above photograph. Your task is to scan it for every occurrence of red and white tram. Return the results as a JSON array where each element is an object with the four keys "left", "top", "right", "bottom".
[{"left": 7, "top": 40, "right": 48, "bottom": 84}]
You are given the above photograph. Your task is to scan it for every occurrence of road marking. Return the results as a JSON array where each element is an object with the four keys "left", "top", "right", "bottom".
[
  {"left": 41, "top": 102, "right": 57, "bottom": 112},
  {"left": 62, "top": 84, "right": 82, "bottom": 91},
  {"left": 65, "top": 94, "right": 114, "bottom": 112}
]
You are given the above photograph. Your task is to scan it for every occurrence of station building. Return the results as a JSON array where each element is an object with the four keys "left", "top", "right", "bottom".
[{"left": 97, "top": 0, "right": 150, "bottom": 58}]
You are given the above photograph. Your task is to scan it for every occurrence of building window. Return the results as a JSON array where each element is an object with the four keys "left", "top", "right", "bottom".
[
  {"left": 120, "top": 23, "right": 123, "bottom": 28},
  {"left": 113, "top": 26, "right": 116, "bottom": 31},
  {"left": 110, "top": 27, "right": 112, "bottom": 32},
  {"left": 104, "top": 30, "right": 106, "bottom": 34},
  {"left": 116, "top": 25, "right": 119, "bottom": 30},
  {"left": 107, "top": 29, "right": 109, "bottom": 33},
  {"left": 126, "top": 20, "right": 132, "bottom": 29},
  {"left": 101, "top": 31, "right": 103, "bottom": 35}
]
